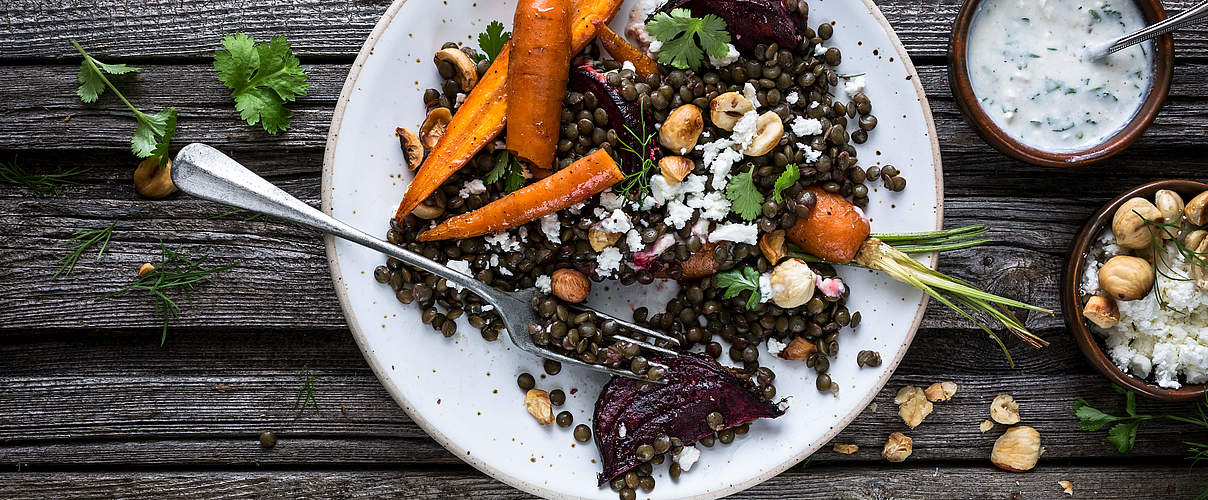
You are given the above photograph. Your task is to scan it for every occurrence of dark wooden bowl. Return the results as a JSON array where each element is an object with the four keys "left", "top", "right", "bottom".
[
  {"left": 948, "top": 0, "right": 1174, "bottom": 167},
  {"left": 1063, "top": 180, "right": 1208, "bottom": 401}
]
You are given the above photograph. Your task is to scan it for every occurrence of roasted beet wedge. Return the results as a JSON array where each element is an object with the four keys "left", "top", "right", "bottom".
[
  {"left": 593, "top": 353, "right": 786, "bottom": 485},
  {"left": 568, "top": 63, "right": 658, "bottom": 176},
  {"left": 653, "top": 0, "right": 806, "bottom": 53}
]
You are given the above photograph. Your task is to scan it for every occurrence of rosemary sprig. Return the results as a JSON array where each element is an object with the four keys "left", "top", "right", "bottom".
[
  {"left": 0, "top": 157, "right": 91, "bottom": 195},
  {"left": 54, "top": 221, "right": 117, "bottom": 279},
  {"left": 293, "top": 365, "right": 320, "bottom": 421},
  {"left": 101, "top": 239, "right": 235, "bottom": 345},
  {"left": 615, "top": 103, "right": 657, "bottom": 201}
]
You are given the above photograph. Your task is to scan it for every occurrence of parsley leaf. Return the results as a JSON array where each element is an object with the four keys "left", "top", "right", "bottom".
[
  {"left": 1106, "top": 421, "right": 1139, "bottom": 452},
  {"left": 72, "top": 41, "right": 176, "bottom": 166},
  {"left": 772, "top": 163, "right": 800, "bottom": 203},
  {"left": 725, "top": 169, "right": 764, "bottom": 221},
  {"left": 484, "top": 150, "right": 511, "bottom": 184},
  {"left": 484, "top": 150, "right": 527, "bottom": 192},
  {"left": 476, "top": 20, "right": 511, "bottom": 64},
  {"left": 647, "top": 8, "right": 731, "bottom": 70},
  {"left": 504, "top": 164, "right": 527, "bottom": 192},
  {"left": 214, "top": 33, "right": 310, "bottom": 134},
  {"left": 1073, "top": 398, "right": 1123, "bottom": 431},
  {"left": 717, "top": 266, "right": 761, "bottom": 310},
  {"left": 76, "top": 56, "right": 140, "bottom": 103}
]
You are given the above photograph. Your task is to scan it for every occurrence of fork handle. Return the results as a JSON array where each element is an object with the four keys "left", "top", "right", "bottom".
[{"left": 171, "top": 143, "right": 503, "bottom": 304}]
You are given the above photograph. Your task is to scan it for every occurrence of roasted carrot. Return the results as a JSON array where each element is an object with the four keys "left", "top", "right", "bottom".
[
  {"left": 785, "top": 185, "right": 871, "bottom": 263},
  {"left": 418, "top": 149, "right": 623, "bottom": 241},
  {"left": 594, "top": 21, "right": 660, "bottom": 77},
  {"left": 394, "top": 0, "right": 624, "bottom": 222},
  {"left": 508, "top": 0, "right": 572, "bottom": 177}
]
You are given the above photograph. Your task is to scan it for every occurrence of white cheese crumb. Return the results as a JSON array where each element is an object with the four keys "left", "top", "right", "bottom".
[
  {"left": 742, "top": 82, "right": 760, "bottom": 108},
  {"left": 814, "top": 43, "right": 827, "bottom": 56},
  {"left": 766, "top": 337, "right": 787, "bottom": 355},
  {"left": 785, "top": 91, "right": 799, "bottom": 105},
  {"left": 731, "top": 110, "right": 761, "bottom": 151},
  {"left": 796, "top": 144, "right": 823, "bottom": 164},
  {"left": 648, "top": 40, "right": 663, "bottom": 53},
  {"left": 674, "top": 445, "right": 701, "bottom": 472},
  {"left": 618, "top": 422, "right": 628, "bottom": 438},
  {"left": 596, "top": 247, "right": 623, "bottom": 277},
  {"left": 622, "top": 60, "right": 636, "bottom": 72},
  {"left": 600, "top": 191, "right": 624, "bottom": 210},
  {"left": 484, "top": 232, "right": 521, "bottom": 252},
  {"left": 625, "top": 229, "right": 644, "bottom": 251},
  {"left": 843, "top": 75, "right": 866, "bottom": 95},
  {"left": 790, "top": 117, "right": 823, "bottom": 137},
  {"left": 664, "top": 199, "right": 693, "bottom": 229},
  {"left": 759, "top": 273, "right": 773, "bottom": 303},
  {"left": 534, "top": 274, "right": 552, "bottom": 294},
  {"left": 445, "top": 260, "right": 472, "bottom": 292},
  {"left": 458, "top": 179, "right": 486, "bottom": 198},
  {"left": 540, "top": 214, "right": 561, "bottom": 243},
  {"left": 709, "top": 223, "right": 759, "bottom": 245},
  {"left": 687, "top": 191, "right": 731, "bottom": 221},
  {"left": 599, "top": 208, "right": 633, "bottom": 234},
  {"left": 708, "top": 43, "right": 740, "bottom": 67}
]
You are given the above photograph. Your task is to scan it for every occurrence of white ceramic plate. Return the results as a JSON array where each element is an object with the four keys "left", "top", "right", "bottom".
[{"left": 322, "top": 1, "right": 942, "bottom": 498}]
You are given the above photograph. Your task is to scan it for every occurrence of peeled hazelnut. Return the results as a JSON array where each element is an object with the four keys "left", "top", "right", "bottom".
[
  {"left": 980, "top": 420, "right": 995, "bottom": 433},
  {"left": 588, "top": 226, "right": 621, "bottom": 252},
  {"left": 894, "top": 385, "right": 924, "bottom": 405},
  {"left": 759, "top": 230, "right": 787, "bottom": 265},
  {"left": 1184, "top": 229, "right": 1208, "bottom": 252},
  {"left": 768, "top": 258, "right": 816, "bottom": 308},
  {"left": 1082, "top": 295, "right": 1120, "bottom": 329},
  {"left": 709, "top": 91, "right": 755, "bottom": 131},
  {"left": 1186, "top": 191, "right": 1208, "bottom": 226},
  {"left": 1154, "top": 189, "right": 1185, "bottom": 230},
  {"left": 658, "top": 156, "right": 694, "bottom": 184},
  {"left": 412, "top": 201, "right": 445, "bottom": 220},
  {"left": 1112, "top": 197, "right": 1161, "bottom": 249},
  {"left": 434, "top": 47, "right": 478, "bottom": 92},
  {"left": 420, "top": 107, "right": 453, "bottom": 150},
  {"left": 133, "top": 156, "right": 177, "bottom": 199},
  {"left": 832, "top": 443, "right": 858, "bottom": 455},
  {"left": 1192, "top": 238, "right": 1208, "bottom": 290},
  {"left": 523, "top": 389, "right": 555, "bottom": 425},
  {"left": 924, "top": 381, "right": 958, "bottom": 402},
  {"left": 1098, "top": 255, "right": 1154, "bottom": 301},
  {"left": 742, "top": 111, "right": 784, "bottom": 157},
  {"left": 990, "top": 394, "right": 1021, "bottom": 425},
  {"left": 551, "top": 268, "right": 590, "bottom": 303},
  {"left": 881, "top": 432, "right": 913, "bottom": 462},
  {"left": 778, "top": 336, "right": 818, "bottom": 360},
  {"left": 991, "top": 426, "right": 1042, "bottom": 472},
  {"left": 1058, "top": 480, "right": 1074, "bottom": 496},
  {"left": 659, "top": 105, "right": 704, "bottom": 154},
  {"left": 138, "top": 263, "right": 156, "bottom": 277},
  {"left": 397, "top": 127, "right": 425, "bottom": 170},
  {"left": 896, "top": 385, "right": 933, "bottom": 429}
]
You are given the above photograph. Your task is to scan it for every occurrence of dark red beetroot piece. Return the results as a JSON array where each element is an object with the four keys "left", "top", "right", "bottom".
[
  {"left": 593, "top": 353, "right": 786, "bottom": 485},
  {"left": 653, "top": 0, "right": 806, "bottom": 52},
  {"left": 568, "top": 63, "right": 659, "bottom": 177}
]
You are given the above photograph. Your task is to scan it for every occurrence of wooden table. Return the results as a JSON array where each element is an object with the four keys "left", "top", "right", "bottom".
[{"left": 2, "top": 1, "right": 1207, "bottom": 497}]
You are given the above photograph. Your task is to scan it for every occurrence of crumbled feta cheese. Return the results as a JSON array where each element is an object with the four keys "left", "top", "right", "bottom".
[
  {"left": 814, "top": 43, "right": 827, "bottom": 56},
  {"left": 708, "top": 43, "right": 740, "bottom": 67},
  {"left": 599, "top": 208, "right": 633, "bottom": 234},
  {"left": 731, "top": 110, "right": 761, "bottom": 150},
  {"left": 481, "top": 304, "right": 494, "bottom": 312},
  {"left": 687, "top": 190, "right": 731, "bottom": 221},
  {"left": 540, "top": 214, "right": 561, "bottom": 243},
  {"left": 488, "top": 254, "right": 499, "bottom": 267},
  {"left": 691, "top": 219, "right": 711, "bottom": 239},
  {"left": 618, "top": 422, "right": 627, "bottom": 438},
  {"left": 674, "top": 445, "right": 701, "bottom": 472},
  {"left": 791, "top": 117, "right": 823, "bottom": 137},
  {"left": 796, "top": 143, "right": 824, "bottom": 164},
  {"left": 786, "top": 91, "right": 799, "bottom": 105},
  {"left": 535, "top": 274, "right": 552, "bottom": 294},
  {"left": 498, "top": 266, "right": 513, "bottom": 276},
  {"left": 626, "top": 229, "right": 644, "bottom": 251},
  {"left": 709, "top": 223, "right": 758, "bottom": 245},
  {"left": 742, "top": 82, "right": 760, "bottom": 108},
  {"left": 766, "top": 337, "right": 787, "bottom": 355},
  {"left": 445, "top": 260, "right": 472, "bottom": 292},
  {"left": 455, "top": 93, "right": 467, "bottom": 107},
  {"left": 697, "top": 139, "right": 743, "bottom": 190},
  {"left": 664, "top": 199, "right": 694, "bottom": 229},
  {"left": 844, "top": 75, "right": 867, "bottom": 95},
  {"left": 759, "top": 273, "right": 773, "bottom": 303},
  {"left": 600, "top": 191, "right": 624, "bottom": 210},
  {"left": 647, "top": 39, "right": 663, "bottom": 53},
  {"left": 458, "top": 179, "right": 487, "bottom": 198},
  {"left": 484, "top": 232, "right": 521, "bottom": 252},
  {"left": 596, "top": 247, "right": 623, "bottom": 277},
  {"left": 568, "top": 201, "right": 585, "bottom": 214}
]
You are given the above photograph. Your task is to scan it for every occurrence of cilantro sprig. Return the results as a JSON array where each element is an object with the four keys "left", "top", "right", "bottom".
[
  {"left": 72, "top": 41, "right": 177, "bottom": 166},
  {"left": 772, "top": 163, "right": 800, "bottom": 203},
  {"left": 646, "top": 8, "right": 732, "bottom": 70},
  {"left": 717, "top": 266, "right": 762, "bottom": 310},
  {"left": 484, "top": 150, "right": 527, "bottom": 193},
  {"left": 475, "top": 21, "right": 511, "bottom": 64},
  {"left": 214, "top": 33, "right": 310, "bottom": 134},
  {"left": 725, "top": 169, "right": 764, "bottom": 221},
  {"left": 1074, "top": 386, "right": 1208, "bottom": 453}
]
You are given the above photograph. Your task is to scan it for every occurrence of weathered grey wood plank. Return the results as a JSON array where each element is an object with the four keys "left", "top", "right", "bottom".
[
  {"left": 3, "top": 0, "right": 1207, "bottom": 61},
  {"left": 0, "top": 465, "right": 1201, "bottom": 499}
]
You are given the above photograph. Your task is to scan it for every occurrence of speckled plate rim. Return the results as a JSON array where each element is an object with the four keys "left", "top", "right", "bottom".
[{"left": 320, "top": 1, "right": 945, "bottom": 497}]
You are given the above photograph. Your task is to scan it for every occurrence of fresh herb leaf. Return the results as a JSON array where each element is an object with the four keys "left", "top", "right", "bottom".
[
  {"left": 484, "top": 150, "right": 527, "bottom": 192},
  {"left": 771, "top": 163, "right": 800, "bottom": 203},
  {"left": 72, "top": 41, "right": 177, "bottom": 165},
  {"left": 54, "top": 221, "right": 117, "bottom": 279},
  {"left": 725, "top": 169, "right": 763, "bottom": 221},
  {"left": 716, "top": 266, "right": 761, "bottom": 310},
  {"left": 504, "top": 163, "right": 527, "bottom": 192},
  {"left": 484, "top": 150, "right": 511, "bottom": 184},
  {"left": 75, "top": 55, "right": 140, "bottom": 103},
  {"left": 1074, "top": 389, "right": 1208, "bottom": 458},
  {"left": 293, "top": 365, "right": 321, "bottom": 421},
  {"left": 214, "top": 33, "right": 310, "bottom": 134},
  {"left": 647, "top": 8, "right": 731, "bottom": 70},
  {"left": 1106, "top": 421, "right": 1139, "bottom": 452},
  {"left": 615, "top": 103, "right": 657, "bottom": 200},
  {"left": 1073, "top": 398, "right": 1123, "bottom": 431},
  {"left": 476, "top": 20, "right": 511, "bottom": 64},
  {"left": 0, "top": 157, "right": 91, "bottom": 196}
]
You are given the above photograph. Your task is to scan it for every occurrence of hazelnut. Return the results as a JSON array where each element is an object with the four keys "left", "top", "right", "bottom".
[
  {"left": 1154, "top": 189, "right": 1185, "bottom": 230},
  {"left": 1186, "top": 190, "right": 1208, "bottom": 226},
  {"left": 133, "top": 156, "right": 177, "bottom": 199},
  {"left": 587, "top": 226, "right": 621, "bottom": 252},
  {"left": 990, "top": 426, "right": 1042, "bottom": 472},
  {"left": 137, "top": 263, "right": 156, "bottom": 277},
  {"left": 832, "top": 443, "right": 858, "bottom": 454},
  {"left": 896, "top": 385, "right": 933, "bottom": 429},
  {"left": 1098, "top": 255, "right": 1154, "bottom": 301},
  {"left": 1193, "top": 238, "right": 1208, "bottom": 290},
  {"left": 990, "top": 394, "right": 1021, "bottom": 424},
  {"left": 881, "top": 432, "right": 912, "bottom": 462},
  {"left": 412, "top": 202, "right": 445, "bottom": 220},
  {"left": 420, "top": 107, "right": 453, "bottom": 150},
  {"left": 1082, "top": 295, "right": 1120, "bottom": 329},
  {"left": 759, "top": 230, "right": 787, "bottom": 265},
  {"left": 709, "top": 92, "right": 755, "bottom": 131},
  {"left": 524, "top": 389, "right": 555, "bottom": 425},
  {"left": 1183, "top": 229, "right": 1208, "bottom": 252},
  {"left": 980, "top": 420, "right": 995, "bottom": 433},
  {"left": 397, "top": 127, "right": 425, "bottom": 170},
  {"left": 434, "top": 47, "right": 479, "bottom": 92},
  {"left": 768, "top": 258, "right": 816, "bottom": 308},
  {"left": 658, "top": 156, "right": 694, "bottom": 184},
  {"left": 742, "top": 111, "right": 784, "bottom": 157},
  {"left": 1112, "top": 197, "right": 1161, "bottom": 249},
  {"left": 1058, "top": 480, "right": 1074, "bottom": 496},
  {"left": 924, "top": 381, "right": 958, "bottom": 402},
  {"left": 778, "top": 336, "right": 818, "bottom": 360},
  {"left": 551, "top": 268, "right": 590, "bottom": 303},
  {"left": 659, "top": 105, "right": 704, "bottom": 154}
]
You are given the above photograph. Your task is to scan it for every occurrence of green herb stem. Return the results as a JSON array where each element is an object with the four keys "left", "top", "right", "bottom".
[
  {"left": 54, "top": 221, "right": 117, "bottom": 279},
  {"left": 71, "top": 40, "right": 139, "bottom": 116}
]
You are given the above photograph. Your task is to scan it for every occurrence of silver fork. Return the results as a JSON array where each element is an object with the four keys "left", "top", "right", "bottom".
[{"left": 171, "top": 143, "right": 680, "bottom": 382}]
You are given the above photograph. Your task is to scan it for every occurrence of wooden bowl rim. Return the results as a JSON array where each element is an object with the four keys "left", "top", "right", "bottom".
[
  {"left": 1063, "top": 179, "right": 1208, "bottom": 401},
  {"left": 947, "top": 0, "right": 1175, "bottom": 167}
]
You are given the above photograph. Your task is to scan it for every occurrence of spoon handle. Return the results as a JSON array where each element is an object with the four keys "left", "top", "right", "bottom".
[{"left": 1106, "top": 0, "right": 1208, "bottom": 55}]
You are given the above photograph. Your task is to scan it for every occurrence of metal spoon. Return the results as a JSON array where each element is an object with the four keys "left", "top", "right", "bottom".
[{"left": 1086, "top": 0, "right": 1208, "bottom": 60}]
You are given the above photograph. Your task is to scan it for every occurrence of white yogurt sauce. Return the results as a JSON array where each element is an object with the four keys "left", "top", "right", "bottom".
[{"left": 966, "top": 0, "right": 1153, "bottom": 152}]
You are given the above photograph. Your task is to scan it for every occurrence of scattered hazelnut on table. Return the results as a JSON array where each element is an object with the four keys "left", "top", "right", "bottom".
[
  {"left": 990, "top": 394, "right": 1021, "bottom": 425},
  {"left": 979, "top": 420, "right": 995, "bottom": 433},
  {"left": 133, "top": 156, "right": 177, "bottom": 199},
  {"left": 881, "top": 432, "right": 912, "bottom": 462},
  {"left": 1058, "top": 480, "right": 1074, "bottom": 496},
  {"left": 137, "top": 263, "right": 156, "bottom": 277},
  {"left": 895, "top": 385, "right": 933, "bottom": 429},
  {"left": 832, "top": 443, "right": 858, "bottom": 455},
  {"left": 924, "top": 381, "right": 958, "bottom": 402},
  {"left": 991, "top": 426, "right": 1042, "bottom": 472}
]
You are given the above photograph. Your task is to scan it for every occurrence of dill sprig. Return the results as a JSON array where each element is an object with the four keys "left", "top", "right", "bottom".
[
  {"left": 54, "top": 221, "right": 117, "bottom": 279},
  {"left": 293, "top": 365, "right": 321, "bottom": 421},
  {"left": 1139, "top": 212, "right": 1208, "bottom": 311},
  {"left": 0, "top": 157, "right": 91, "bottom": 196},
  {"left": 615, "top": 103, "right": 658, "bottom": 201},
  {"left": 101, "top": 238, "right": 235, "bottom": 345}
]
